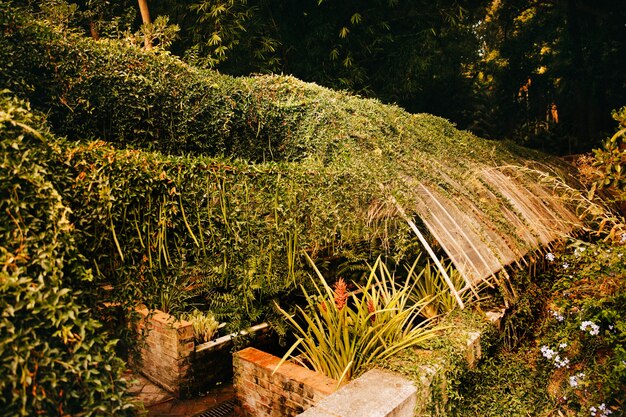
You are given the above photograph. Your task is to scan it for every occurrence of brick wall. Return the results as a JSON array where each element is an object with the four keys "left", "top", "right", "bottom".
[
  {"left": 135, "top": 307, "right": 194, "bottom": 397},
  {"left": 136, "top": 309, "right": 278, "bottom": 398},
  {"left": 233, "top": 347, "right": 338, "bottom": 417}
]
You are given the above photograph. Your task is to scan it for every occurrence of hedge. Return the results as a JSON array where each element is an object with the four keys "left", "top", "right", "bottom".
[
  {"left": 0, "top": 4, "right": 582, "bottom": 325},
  {"left": 0, "top": 94, "right": 135, "bottom": 416}
]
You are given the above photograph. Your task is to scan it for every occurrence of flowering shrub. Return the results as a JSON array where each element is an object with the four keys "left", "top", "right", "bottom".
[
  {"left": 275, "top": 255, "right": 444, "bottom": 383},
  {"left": 537, "top": 239, "right": 625, "bottom": 416}
]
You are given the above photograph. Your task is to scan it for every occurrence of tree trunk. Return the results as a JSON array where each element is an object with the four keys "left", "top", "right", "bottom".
[
  {"left": 89, "top": 21, "right": 100, "bottom": 41},
  {"left": 137, "top": 0, "right": 152, "bottom": 50}
]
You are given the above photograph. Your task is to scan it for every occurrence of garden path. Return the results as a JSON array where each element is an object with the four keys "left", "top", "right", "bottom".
[{"left": 125, "top": 370, "right": 236, "bottom": 417}]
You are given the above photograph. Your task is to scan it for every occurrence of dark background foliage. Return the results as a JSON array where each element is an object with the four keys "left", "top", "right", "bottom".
[{"left": 21, "top": 0, "right": 625, "bottom": 155}]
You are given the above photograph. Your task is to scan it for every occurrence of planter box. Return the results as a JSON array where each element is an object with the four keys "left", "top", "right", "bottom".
[
  {"left": 233, "top": 348, "right": 417, "bottom": 417},
  {"left": 233, "top": 347, "right": 338, "bottom": 417},
  {"left": 135, "top": 307, "right": 274, "bottom": 398}
]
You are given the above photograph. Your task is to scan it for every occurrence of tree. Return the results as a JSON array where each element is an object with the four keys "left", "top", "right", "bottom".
[
  {"left": 471, "top": 0, "right": 626, "bottom": 153},
  {"left": 154, "top": 0, "right": 485, "bottom": 125}
]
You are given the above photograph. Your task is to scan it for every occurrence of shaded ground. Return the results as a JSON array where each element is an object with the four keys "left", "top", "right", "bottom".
[{"left": 126, "top": 371, "right": 235, "bottom": 417}]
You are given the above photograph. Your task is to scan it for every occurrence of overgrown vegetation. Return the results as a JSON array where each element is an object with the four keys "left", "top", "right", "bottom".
[
  {"left": 451, "top": 113, "right": 626, "bottom": 417},
  {"left": 0, "top": 94, "right": 135, "bottom": 416},
  {"left": 2, "top": 2, "right": 623, "bottom": 415},
  {"left": 0, "top": 3, "right": 583, "bottom": 331}
]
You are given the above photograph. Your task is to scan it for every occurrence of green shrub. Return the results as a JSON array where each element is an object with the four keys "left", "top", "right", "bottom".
[
  {"left": 0, "top": 94, "right": 135, "bottom": 416},
  {"left": 410, "top": 256, "right": 470, "bottom": 319},
  {"left": 591, "top": 107, "right": 626, "bottom": 196},
  {"left": 538, "top": 241, "right": 626, "bottom": 414}
]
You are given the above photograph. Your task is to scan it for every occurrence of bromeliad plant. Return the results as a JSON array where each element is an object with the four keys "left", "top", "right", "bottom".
[
  {"left": 410, "top": 257, "right": 471, "bottom": 320},
  {"left": 275, "top": 255, "right": 444, "bottom": 384},
  {"left": 182, "top": 309, "right": 220, "bottom": 344}
]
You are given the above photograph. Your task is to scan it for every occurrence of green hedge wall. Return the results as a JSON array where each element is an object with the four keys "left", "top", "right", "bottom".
[
  {"left": 0, "top": 4, "right": 580, "bottom": 326},
  {"left": 0, "top": 94, "right": 135, "bottom": 416},
  {"left": 0, "top": 3, "right": 531, "bottom": 168},
  {"left": 47, "top": 134, "right": 407, "bottom": 328}
]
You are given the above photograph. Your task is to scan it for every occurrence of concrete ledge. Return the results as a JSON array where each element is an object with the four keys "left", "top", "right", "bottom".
[{"left": 297, "top": 369, "right": 416, "bottom": 417}]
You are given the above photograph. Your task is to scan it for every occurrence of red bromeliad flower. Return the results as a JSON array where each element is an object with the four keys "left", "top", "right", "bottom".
[
  {"left": 334, "top": 278, "right": 348, "bottom": 311},
  {"left": 367, "top": 298, "right": 376, "bottom": 323}
]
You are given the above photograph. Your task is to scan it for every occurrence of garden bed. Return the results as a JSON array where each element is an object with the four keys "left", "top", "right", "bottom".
[{"left": 232, "top": 308, "right": 503, "bottom": 417}]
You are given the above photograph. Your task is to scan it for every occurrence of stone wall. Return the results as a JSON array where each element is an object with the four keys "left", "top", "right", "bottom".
[
  {"left": 233, "top": 347, "right": 338, "bottom": 417},
  {"left": 298, "top": 369, "right": 417, "bottom": 417}
]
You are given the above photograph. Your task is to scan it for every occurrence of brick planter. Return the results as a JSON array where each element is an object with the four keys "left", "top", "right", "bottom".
[
  {"left": 233, "top": 347, "right": 338, "bottom": 417},
  {"left": 135, "top": 307, "right": 273, "bottom": 398}
]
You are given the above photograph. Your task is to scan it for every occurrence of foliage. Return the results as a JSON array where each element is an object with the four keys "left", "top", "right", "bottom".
[
  {"left": 0, "top": 3, "right": 588, "bottom": 329},
  {"left": 74, "top": 0, "right": 481, "bottom": 124},
  {"left": 410, "top": 256, "right": 470, "bottom": 319},
  {"left": 471, "top": 1, "right": 626, "bottom": 153},
  {"left": 454, "top": 350, "right": 555, "bottom": 417},
  {"left": 591, "top": 107, "right": 626, "bottom": 197},
  {"left": 16, "top": 1, "right": 626, "bottom": 152},
  {"left": 48, "top": 137, "right": 408, "bottom": 331},
  {"left": 452, "top": 240, "right": 625, "bottom": 417},
  {"left": 275, "top": 255, "right": 443, "bottom": 383},
  {"left": 378, "top": 308, "right": 499, "bottom": 416},
  {"left": 567, "top": 106, "right": 626, "bottom": 243},
  {"left": 0, "top": 4, "right": 481, "bottom": 164},
  {"left": 538, "top": 241, "right": 625, "bottom": 415},
  {"left": 128, "top": 15, "right": 180, "bottom": 51},
  {"left": 0, "top": 93, "right": 135, "bottom": 416},
  {"left": 182, "top": 310, "right": 220, "bottom": 344}
]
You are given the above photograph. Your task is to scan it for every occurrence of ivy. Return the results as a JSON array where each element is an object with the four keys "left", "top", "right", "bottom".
[{"left": 0, "top": 94, "right": 135, "bottom": 416}]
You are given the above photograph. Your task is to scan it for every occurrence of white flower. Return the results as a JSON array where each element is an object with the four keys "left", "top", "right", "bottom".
[
  {"left": 559, "top": 342, "right": 568, "bottom": 348},
  {"left": 545, "top": 252, "right": 555, "bottom": 261},
  {"left": 569, "top": 372, "right": 585, "bottom": 387},
  {"left": 554, "top": 356, "right": 570, "bottom": 368},
  {"left": 621, "top": 233, "right": 626, "bottom": 243},
  {"left": 551, "top": 310, "right": 565, "bottom": 322},
  {"left": 581, "top": 320, "right": 600, "bottom": 335},
  {"left": 590, "top": 403, "right": 613, "bottom": 417},
  {"left": 541, "top": 345, "right": 556, "bottom": 360},
  {"left": 562, "top": 262, "right": 570, "bottom": 269}
]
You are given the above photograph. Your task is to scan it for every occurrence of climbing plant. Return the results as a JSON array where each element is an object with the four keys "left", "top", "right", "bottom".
[{"left": 0, "top": 94, "right": 135, "bottom": 416}]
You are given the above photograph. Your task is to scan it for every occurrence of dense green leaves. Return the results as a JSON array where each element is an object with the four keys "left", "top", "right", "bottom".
[
  {"left": 0, "top": 94, "right": 135, "bottom": 416},
  {"left": 471, "top": 0, "right": 626, "bottom": 153},
  {"left": 0, "top": 5, "right": 580, "bottom": 328}
]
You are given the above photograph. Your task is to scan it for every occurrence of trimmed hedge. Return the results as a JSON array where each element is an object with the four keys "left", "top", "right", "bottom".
[
  {"left": 1, "top": 4, "right": 535, "bottom": 167},
  {"left": 0, "top": 94, "right": 135, "bottom": 416},
  {"left": 50, "top": 139, "right": 401, "bottom": 324}
]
